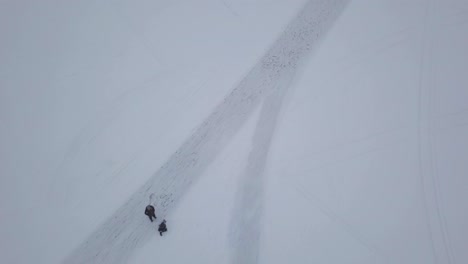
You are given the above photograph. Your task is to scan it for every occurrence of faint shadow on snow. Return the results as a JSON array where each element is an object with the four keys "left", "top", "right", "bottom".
[{"left": 62, "top": 1, "right": 349, "bottom": 263}]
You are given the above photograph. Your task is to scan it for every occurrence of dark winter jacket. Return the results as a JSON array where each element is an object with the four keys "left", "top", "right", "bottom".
[
  {"left": 145, "top": 205, "right": 155, "bottom": 216},
  {"left": 158, "top": 220, "right": 167, "bottom": 232}
]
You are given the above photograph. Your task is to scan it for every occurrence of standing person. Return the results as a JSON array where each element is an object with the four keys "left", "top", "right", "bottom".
[
  {"left": 144, "top": 205, "right": 157, "bottom": 222},
  {"left": 158, "top": 220, "right": 167, "bottom": 236}
]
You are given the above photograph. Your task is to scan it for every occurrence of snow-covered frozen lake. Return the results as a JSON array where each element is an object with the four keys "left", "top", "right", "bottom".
[{"left": 1, "top": 0, "right": 467, "bottom": 263}]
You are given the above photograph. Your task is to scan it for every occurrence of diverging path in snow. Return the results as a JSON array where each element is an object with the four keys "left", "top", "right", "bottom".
[
  {"left": 63, "top": 1, "right": 348, "bottom": 263},
  {"left": 229, "top": 76, "right": 292, "bottom": 264},
  {"left": 229, "top": 1, "right": 349, "bottom": 263}
]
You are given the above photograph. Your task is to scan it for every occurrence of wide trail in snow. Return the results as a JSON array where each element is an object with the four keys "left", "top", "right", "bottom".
[{"left": 63, "top": 1, "right": 348, "bottom": 263}]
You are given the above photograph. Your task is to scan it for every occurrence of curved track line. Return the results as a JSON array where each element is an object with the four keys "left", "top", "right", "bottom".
[
  {"left": 417, "top": 0, "right": 455, "bottom": 263},
  {"left": 229, "top": 1, "right": 349, "bottom": 263}
]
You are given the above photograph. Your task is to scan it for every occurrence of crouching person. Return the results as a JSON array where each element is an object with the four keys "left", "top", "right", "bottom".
[{"left": 158, "top": 220, "right": 168, "bottom": 236}]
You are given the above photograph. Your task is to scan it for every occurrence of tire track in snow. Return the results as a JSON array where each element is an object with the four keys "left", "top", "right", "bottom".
[
  {"left": 418, "top": 0, "right": 456, "bottom": 263},
  {"left": 63, "top": 1, "right": 348, "bottom": 263},
  {"left": 229, "top": 1, "right": 349, "bottom": 263},
  {"left": 229, "top": 73, "right": 292, "bottom": 264}
]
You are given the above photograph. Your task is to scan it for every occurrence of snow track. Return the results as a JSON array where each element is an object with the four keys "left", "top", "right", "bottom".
[
  {"left": 229, "top": 2, "right": 348, "bottom": 263},
  {"left": 63, "top": 1, "right": 348, "bottom": 263},
  {"left": 229, "top": 75, "right": 291, "bottom": 264}
]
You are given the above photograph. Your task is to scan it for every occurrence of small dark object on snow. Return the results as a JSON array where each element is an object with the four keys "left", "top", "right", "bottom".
[
  {"left": 144, "top": 205, "right": 157, "bottom": 222},
  {"left": 158, "top": 220, "right": 167, "bottom": 236}
]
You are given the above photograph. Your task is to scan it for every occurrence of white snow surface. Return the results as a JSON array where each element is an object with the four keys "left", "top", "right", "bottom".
[{"left": 1, "top": 0, "right": 468, "bottom": 263}]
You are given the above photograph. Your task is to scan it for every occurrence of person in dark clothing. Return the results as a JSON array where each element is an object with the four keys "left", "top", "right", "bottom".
[
  {"left": 158, "top": 220, "right": 167, "bottom": 236},
  {"left": 144, "top": 205, "right": 157, "bottom": 222}
]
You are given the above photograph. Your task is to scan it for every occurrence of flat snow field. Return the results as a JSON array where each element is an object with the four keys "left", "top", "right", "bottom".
[{"left": 1, "top": 0, "right": 467, "bottom": 263}]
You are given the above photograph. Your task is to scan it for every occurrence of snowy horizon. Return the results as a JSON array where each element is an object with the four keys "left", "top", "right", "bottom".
[{"left": 1, "top": 0, "right": 467, "bottom": 263}]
